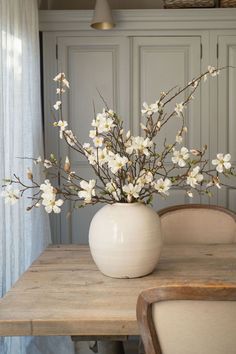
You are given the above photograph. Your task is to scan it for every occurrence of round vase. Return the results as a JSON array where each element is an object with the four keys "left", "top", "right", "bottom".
[{"left": 88, "top": 202, "right": 162, "bottom": 278}]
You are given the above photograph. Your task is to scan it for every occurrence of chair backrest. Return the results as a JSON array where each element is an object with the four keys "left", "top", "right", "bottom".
[
  {"left": 158, "top": 204, "right": 236, "bottom": 244},
  {"left": 137, "top": 285, "right": 236, "bottom": 354}
]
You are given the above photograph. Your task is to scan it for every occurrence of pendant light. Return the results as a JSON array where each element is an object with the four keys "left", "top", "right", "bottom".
[{"left": 91, "top": 0, "right": 115, "bottom": 30}]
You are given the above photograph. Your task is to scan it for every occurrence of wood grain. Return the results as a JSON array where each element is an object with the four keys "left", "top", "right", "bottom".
[{"left": 1, "top": 244, "right": 236, "bottom": 336}]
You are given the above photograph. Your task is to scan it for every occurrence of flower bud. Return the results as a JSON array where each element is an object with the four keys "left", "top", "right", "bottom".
[
  {"left": 213, "top": 176, "right": 221, "bottom": 189},
  {"left": 140, "top": 123, "right": 147, "bottom": 131},
  {"left": 64, "top": 156, "right": 71, "bottom": 173},
  {"left": 190, "top": 149, "right": 201, "bottom": 156},
  {"left": 187, "top": 190, "right": 193, "bottom": 198},
  {"left": 126, "top": 130, "right": 131, "bottom": 139},
  {"left": 27, "top": 168, "right": 33, "bottom": 180}
]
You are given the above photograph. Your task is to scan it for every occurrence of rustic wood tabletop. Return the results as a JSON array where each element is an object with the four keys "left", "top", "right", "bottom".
[{"left": 0, "top": 244, "right": 236, "bottom": 337}]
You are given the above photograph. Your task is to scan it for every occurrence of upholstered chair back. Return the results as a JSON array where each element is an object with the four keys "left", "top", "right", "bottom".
[
  {"left": 137, "top": 286, "right": 236, "bottom": 354},
  {"left": 158, "top": 205, "right": 236, "bottom": 244}
]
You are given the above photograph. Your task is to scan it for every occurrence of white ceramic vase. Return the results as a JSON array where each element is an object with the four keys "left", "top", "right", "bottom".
[{"left": 89, "top": 203, "right": 162, "bottom": 278}]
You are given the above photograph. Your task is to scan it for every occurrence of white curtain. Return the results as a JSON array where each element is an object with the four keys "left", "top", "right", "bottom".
[
  {"left": 0, "top": 1, "right": 76, "bottom": 353},
  {"left": 0, "top": 0, "right": 50, "bottom": 292},
  {"left": 0, "top": 0, "right": 50, "bottom": 353}
]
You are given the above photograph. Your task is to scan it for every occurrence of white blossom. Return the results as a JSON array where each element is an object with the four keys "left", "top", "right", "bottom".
[
  {"left": 106, "top": 182, "right": 121, "bottom": 201},
  {"left": 40, "top": 180, "right": 54, "bottom": 200},
  {"left": 97, "top": 148, "right": 109, "bottom": 166},
  {"left": 212, "top": 153, "right": 231, "bottom": 173},
  {"left": 154, "top": 178, "right": 172, "bottom": 196},
  {"left": 137, "top": 170, "right": 153, "bottom": 186},
  {"left": 93, "top": 136, "right": 104, "bottom": 147},
  {"left": 56, "top": 87, "right": 65, "bottom": 94},
  {"left": 188, "top": 79, "right": 199, "bottom": 88},
  {"left": 108, "top": 154, "right": 128, "bottom": 174},
  {"left": 141, "top": 102, "right": 158, "bottom": 116},
  {"left": 54, "top": 120, "right": 68, "bottom": 139},
  {"left": 40, "top": 180, "right": 63, "bottom": 213},
  {"left": 107, "top": 109, "right": 115, "bottom": 117},
  {"left": 53, "top": 101, "right": 62, "bottom": 110},
  {"left": 83, "top": 143, "right": 94, "bottom": 157},
  {"left": 53, "top": 73, "right": 70, "bottom": 88},
  {"left": 175, "top": 132, "right": 183, "bottom": 144},
  {"left": 186, "top": 166, "right": 204, "bottom": 188},
  {"left": 126, "top": 136, "right": 153, "bottom": 156},
  {"left": 34, "top": 156, "right": 42, "bottom": 164},
  {"left": 208, "top": 65, "right": 220, "bottom": 77},
  {"left": 87, "top": 147, "right": 109, "bottom": 166},
  {"left": 89, "top": 130, "right": 97, "bottom": 139},
  {"left": 91, "top": 110, "right": 115, "bottom": 133},
  {"left": 1, "top": 185, "right": 20, "bottom": 205},
  {"left": 62, "top": 78, "right": 69, "bottom": 88},
  {"left": 100, "top": 117, "right": 115, "bottom": 133},
  {"left": 53, "top": 73, "right": 64, "bottom": 82},
  {"left": 42, "top": 198, "right": 64, "bottom": 214},
  {"left": 141, "top": 101, "right": 163, "bottom": 116},
  {"left": 122, "top": 183, "right": 142, "bottom": 202},
  {"left": 44, "top": 159, "right": 52, "bottom": 169},
  {"left": 78, "top": 180, "right": 96, "bottom": 203},
  {"left": 172, "top": 147, "right": 190, "bottom": 167},
  {"left": 175, "top": 102, "right": 184, "bottom": 117},
  {"left": 40, "top": 180, "right": 53, "bottom": 193},
  {"left": 64, "top": 130, "right": 77, "bottom": 146}
]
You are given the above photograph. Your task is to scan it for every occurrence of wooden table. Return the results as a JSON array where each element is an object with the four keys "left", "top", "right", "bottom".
[{"left": 0, "top": 244, "right": 236, "bottom": 348}]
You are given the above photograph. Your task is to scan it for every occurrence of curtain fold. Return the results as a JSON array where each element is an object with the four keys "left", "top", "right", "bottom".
[{"left": 0, "top": 1, "right": 76, "bottom": 352}]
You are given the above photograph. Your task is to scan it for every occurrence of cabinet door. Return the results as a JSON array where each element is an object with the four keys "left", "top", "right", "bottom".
[
  {"left": 218, "top": 35, "right": 236, "bottom": 210},
  {"left": 132, "top": 36, "right": 201, "bottom": 210},
  {"left": 56, "top": 36, "right": 130, "bottom": 243}
]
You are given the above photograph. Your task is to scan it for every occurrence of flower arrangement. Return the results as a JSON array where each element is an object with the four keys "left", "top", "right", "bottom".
[{"left": 1, "top": 66, "right": 235, "bottom": 213}]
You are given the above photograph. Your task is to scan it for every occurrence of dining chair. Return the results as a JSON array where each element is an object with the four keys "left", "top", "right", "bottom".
[
  {"left": 158, "top": 204, "right": 236, "bottom": 244},
  {"left": 137, "top": 285, "right": 236, "bottom": 354}
]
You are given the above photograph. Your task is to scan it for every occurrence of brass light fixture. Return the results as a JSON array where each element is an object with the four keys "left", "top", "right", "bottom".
[{"left": 91, "top": 0, "right": 115, "bottom": 30}]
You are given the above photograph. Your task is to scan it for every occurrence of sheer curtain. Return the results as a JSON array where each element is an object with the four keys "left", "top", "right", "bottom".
[{"left": 0, "top": 0, "right": 75, "bottom": 353}]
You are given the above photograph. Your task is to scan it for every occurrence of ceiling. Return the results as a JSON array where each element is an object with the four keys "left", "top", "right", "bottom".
[{"left": 39, "top": 0, "right": 164, "bottom": 10}]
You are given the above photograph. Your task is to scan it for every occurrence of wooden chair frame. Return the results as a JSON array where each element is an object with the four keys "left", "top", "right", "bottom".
[
  {"left": 158, "top": 204, "right": 236, "bottom": 221},
  {"left": 136, "top": 285, "right": 236, "bottom": 354}
]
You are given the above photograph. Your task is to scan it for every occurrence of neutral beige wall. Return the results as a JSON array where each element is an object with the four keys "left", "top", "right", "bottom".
[{"left": 40, "top": 0, "right": 164, "bottom": 10}]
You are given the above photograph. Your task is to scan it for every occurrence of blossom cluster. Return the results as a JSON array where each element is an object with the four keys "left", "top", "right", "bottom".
[
  {"left": 40, "top": 180, "right": 64, "bottom": 213},
  {"left": 1, "top": 65, "right": 235, "bottom": 213}
]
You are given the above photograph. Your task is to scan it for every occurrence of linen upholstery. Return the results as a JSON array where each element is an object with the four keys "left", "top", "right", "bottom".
[
  {"left": 159, "top": 207, "right": 236, "bottom": 244},
  {"left": 152, "top": 300, "right": 236, "bottom": 354}
]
